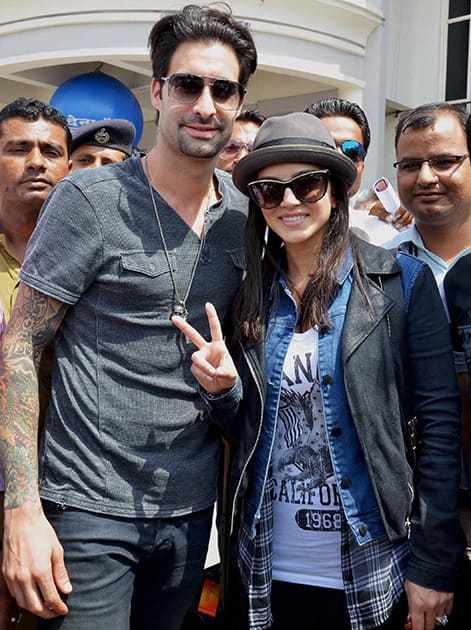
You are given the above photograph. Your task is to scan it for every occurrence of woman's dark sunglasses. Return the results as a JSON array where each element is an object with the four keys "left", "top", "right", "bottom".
[
  {"left": 160, "top": 73, "right": 245, "bottom": 111},
  {"left": 338, "top": 140, "right": 366, "bottom": 163},
  {"left": 247, "top": 170, "right": 330, "bottom": 209}
]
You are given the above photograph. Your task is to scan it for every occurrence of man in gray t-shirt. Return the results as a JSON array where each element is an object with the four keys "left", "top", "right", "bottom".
[{"left": 0, "top": 5, "right": 257, "bottom": 629}]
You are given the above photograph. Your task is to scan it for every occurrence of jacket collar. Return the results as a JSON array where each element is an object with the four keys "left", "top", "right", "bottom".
[
  {"left": 351, "top": 233, "right": 401, "bottom": 277},
  {"left": 342, "top": 235, "right": 401, "bottom": 361}
]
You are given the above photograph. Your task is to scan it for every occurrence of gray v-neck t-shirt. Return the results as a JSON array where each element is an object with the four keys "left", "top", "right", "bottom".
[{"left": 20, "top": 158, "right": 247, "bottom": 518}]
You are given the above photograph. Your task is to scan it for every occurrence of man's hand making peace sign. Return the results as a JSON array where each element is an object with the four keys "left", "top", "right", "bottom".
[{"left": 172, "top": 302, "right": 238, "bottom": 396}]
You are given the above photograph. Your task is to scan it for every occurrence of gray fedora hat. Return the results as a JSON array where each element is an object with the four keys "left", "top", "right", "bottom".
[{"left": 232, "top": 112, "right": 357, "bottom": 194}]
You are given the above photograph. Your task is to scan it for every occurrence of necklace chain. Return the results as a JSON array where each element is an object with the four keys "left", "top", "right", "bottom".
[
  {"left": 144, "top": 155, "right": 210, "bottom": 320},
  {"left": 285, "top": 275, "right": 305, "bottom": 302}
]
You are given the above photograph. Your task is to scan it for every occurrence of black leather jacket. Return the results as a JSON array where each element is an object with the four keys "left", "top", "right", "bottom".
[{"left": 208, "top": 238, "right": 464, "bottom": 591}]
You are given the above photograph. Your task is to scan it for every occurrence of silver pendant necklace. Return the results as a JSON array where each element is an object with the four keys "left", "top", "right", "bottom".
[{"left": 144, "top": 155, "right": 210, "bottom": 320}]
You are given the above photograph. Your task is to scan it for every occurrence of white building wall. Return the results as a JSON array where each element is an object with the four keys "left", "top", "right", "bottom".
[
  {"left": 0, "top": 1, "right": 453, "bottom": 185},
  {"left": 386, "top": 0, "right": 448, "bottom": 109},
  {"left": 384, "top": 0, "right": 449, "bottom": 185}
]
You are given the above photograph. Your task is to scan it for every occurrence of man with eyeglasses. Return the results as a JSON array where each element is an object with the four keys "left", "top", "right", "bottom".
[
  {"left": 390, "top": 102, "right": 471, "bottom": 294},
  {"left": 389, "top": 101, "right": 471, "bottom": 629},
  {"left": 216, "top": 107, "right": 266, "bottom": 173},
  {"left": 305, "top": 98, "right": 413, "bottom": 244},
  {"left": 0, "top": 5, "right": 256, "bottom": 629}
]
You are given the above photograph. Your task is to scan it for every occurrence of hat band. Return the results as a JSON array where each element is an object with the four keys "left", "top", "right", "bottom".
[{"left": 255, "top": 137, "right": 334, "bottom": 151}]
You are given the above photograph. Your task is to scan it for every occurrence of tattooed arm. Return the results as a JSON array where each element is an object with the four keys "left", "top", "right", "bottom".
[{"left": 0, "top": 283, "right": 72, "bottom": 619}]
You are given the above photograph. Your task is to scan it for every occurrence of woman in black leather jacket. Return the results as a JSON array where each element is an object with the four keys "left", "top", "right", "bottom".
[{"left": 173, "top": 113, "right": 463, "bottom": 630}]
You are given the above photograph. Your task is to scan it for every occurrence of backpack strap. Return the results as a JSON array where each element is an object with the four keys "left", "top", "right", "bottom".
[{"left": 375, "top": 253, "right": 418, "bottom": 464}]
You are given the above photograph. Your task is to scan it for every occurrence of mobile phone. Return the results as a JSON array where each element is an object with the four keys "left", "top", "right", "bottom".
[{"left": 373, "top": 177, "right": 400, "bottom": 215}]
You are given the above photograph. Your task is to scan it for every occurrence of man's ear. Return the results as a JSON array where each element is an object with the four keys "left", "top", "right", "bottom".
[
  {"left": 150, "top": 78, "right": 162, "bottom": 112},
  {"left": 237, "top": 92, "right": 246, "bottom": 115}
]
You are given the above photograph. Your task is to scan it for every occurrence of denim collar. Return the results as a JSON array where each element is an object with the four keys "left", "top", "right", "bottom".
[{"left": 269, "top": 242, "right": 354, "bottom": 301}]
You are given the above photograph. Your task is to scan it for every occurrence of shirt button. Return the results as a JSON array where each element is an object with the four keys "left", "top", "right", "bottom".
[
  {"left": 358, "top": 524, "right": 368, "bottom": 536},
  {"left": 322, "top": 374, "right": 333, "bottom": 385},
  {"left": 331, "top": 427, "right": 342, "bottom": 437},
  {"left": 341, "top": 476, "right": 352, "bottom": 489},
  {"left": 149, "top": 263, "right": 156, "bottom": 271}
]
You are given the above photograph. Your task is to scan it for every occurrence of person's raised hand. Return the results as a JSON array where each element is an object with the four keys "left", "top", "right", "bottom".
[
  {"left": 368, "top": 200, "right": 414, "bottom": 230},
  {"left": 172, "top": 302, "right": 238, "bottom": 395},
  {"left": 392, "top": 205, "right": 414, "bottom": 230}
]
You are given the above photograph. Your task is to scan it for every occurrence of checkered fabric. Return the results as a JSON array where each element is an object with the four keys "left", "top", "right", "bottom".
[{"left": 238, "top": 475, "right": 410, "bottom": 630}]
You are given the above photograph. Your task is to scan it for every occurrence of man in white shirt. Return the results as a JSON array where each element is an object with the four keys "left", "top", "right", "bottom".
[{"left": 388, "top": 102, "right": 471, "bottom": 300}]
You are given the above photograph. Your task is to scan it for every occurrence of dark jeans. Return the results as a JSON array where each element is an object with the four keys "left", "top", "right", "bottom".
[
  {"left": 270, "top": 580, "right": 409, "bottom": 630},
  {"left": 38, "top": 502, "right": 213, "bottom": 630},
  {"left": 183, "top": 570, "right": 408, "bottom": 630}
]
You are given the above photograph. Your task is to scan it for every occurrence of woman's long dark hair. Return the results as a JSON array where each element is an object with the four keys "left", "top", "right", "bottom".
[{"left": 231, "top": 169, "right": 355, "bottom": 346}]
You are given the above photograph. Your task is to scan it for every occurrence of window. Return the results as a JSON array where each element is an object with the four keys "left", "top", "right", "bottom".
[{"left": 446, "top": 0, "right": 471, "bottom": 101}]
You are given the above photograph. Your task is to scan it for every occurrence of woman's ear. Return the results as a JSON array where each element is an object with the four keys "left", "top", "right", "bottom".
[{"left": 329, "top": 186, "right": 338, "bottom": 209}]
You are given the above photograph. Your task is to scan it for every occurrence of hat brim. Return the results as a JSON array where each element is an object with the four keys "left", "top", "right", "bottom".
[
  {"left": 232, "top": 144, "right": 358, "bottom": 195},
  {"left": 71, "top": 141, "right": 131, "bottom": 157}
]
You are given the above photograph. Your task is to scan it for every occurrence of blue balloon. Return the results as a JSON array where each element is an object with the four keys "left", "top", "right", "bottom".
[{"left": 50, "top": 72, "right": 144, "bottom": 144}]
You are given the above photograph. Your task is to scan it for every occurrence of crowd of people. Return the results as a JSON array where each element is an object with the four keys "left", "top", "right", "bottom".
[{"left": 0, "top": 4, "right": 469, "bottom": 630}]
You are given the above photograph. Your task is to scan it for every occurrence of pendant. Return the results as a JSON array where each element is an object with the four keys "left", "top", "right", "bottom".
[{"left": 172, "top": 302, "right": 188, "bottom": 319}]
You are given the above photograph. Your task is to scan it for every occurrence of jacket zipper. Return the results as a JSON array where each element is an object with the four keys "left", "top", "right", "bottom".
[
  {"left": 229, "top": 341, "right": 265, "bottom": 535},
  {"left": 405, "top": 479, "right": 414, "bottom": 538}
]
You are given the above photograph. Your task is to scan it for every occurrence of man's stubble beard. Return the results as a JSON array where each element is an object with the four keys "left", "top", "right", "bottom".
[
  {"left": 177, "top": 116, "right": 234, "bottom": 160},
  {"left": 178, "top": 131, "right": 231, "bottom": 160}
]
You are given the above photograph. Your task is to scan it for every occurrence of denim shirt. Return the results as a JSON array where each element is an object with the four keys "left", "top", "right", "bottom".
[{"left": 244, "top": 249, "right": 386, "bottom": 545}]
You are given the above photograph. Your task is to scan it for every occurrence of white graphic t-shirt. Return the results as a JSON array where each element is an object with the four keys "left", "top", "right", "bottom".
[{"left": 272, "top": 328, "right": 343, "bottom": 589}]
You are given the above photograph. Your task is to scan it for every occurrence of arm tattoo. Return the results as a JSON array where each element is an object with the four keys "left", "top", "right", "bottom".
[{"left": 0, "top": 284, "right": 68, "bottom": 509}]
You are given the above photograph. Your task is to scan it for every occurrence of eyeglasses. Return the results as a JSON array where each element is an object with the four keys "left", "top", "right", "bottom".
[
  {"left": 337, "top": 140, "right": 366, "bottom": 164},
  {"left": 247, "top": 170, "right": 330, "bottom": 209},
  {"left": 221, "top": 139, "right": 253, "bottom": 156},
  {"left": 393, "top": 154, "right": 469, "bottom": 173},
  {"left": 160, "top": 73, "right": 245, "bottom": 111}
]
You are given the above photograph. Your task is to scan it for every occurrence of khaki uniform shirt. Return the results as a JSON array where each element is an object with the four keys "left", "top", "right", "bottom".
[
  {"left": 0, "top": 232, "right": 51, "bottom": 427},
  {"left": 0, "top": 233, "right": 21, "bottom": 321}
]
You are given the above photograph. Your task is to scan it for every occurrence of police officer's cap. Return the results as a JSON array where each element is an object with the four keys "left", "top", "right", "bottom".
[{"left": 71, "top": 119, "right": 136, "bottom": 157}]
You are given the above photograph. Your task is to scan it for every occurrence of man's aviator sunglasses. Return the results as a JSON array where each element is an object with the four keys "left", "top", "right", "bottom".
[
  {"left": 160, "top": 73, "right": 246, "bottom": 111},
  {"left": 247, "top": 170, "right": 330, "bottom": 209},
  {"left": 337, "top": 140, "right": 366, "bottom": 164}
]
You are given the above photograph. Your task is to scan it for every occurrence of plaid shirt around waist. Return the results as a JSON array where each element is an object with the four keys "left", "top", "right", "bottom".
[{"left": 238, "top": 476, "right": 410, "bottom": 630}]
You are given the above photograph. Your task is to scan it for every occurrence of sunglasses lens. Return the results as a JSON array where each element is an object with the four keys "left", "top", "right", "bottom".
[
  {"left": 291, "top": 172, "right": 328, "bottom": 202},
  {"left": 248, "top": 181, "right": 283, "bottom": 209},
  {"left": 169, "top": 74, "right": 204, "bottom": 103},
  {"left": 341, "top": 140, "right": 365, "bottom": 163},
  {"left": 222, "top": 140, "right": 253, "bottom": 157},
  {"left": 222, "top": 140, "right": 243, "bottom": 156},
  {"left": 212, "top": 80, "right": 241, "bottom": 109}
]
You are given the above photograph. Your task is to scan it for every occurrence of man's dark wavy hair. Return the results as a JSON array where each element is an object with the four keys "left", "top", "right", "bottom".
[
  {"left": 236, "top": 107, "right": 266, "bottom": 127},
  {"left": 148, "top": 4, "right": 257, "bottom": 87},
  {"left": 0, "top": 97, "right": 72, "bottom": 155},
  {"left": 305, "top": 97, "right": 371, "bottom": 154},
  {"left": 395, "top": 102, "right": 467, "bottom": 148}
]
